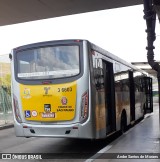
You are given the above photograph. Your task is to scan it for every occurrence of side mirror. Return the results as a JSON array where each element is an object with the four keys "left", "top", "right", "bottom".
[{"left": 9, "top": 53, "right": 12, "bottom": 60}]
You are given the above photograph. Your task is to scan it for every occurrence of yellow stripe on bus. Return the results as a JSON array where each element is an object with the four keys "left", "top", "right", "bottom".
[{"left": 20, "top": 81, "right": 77, "bottom": 122}]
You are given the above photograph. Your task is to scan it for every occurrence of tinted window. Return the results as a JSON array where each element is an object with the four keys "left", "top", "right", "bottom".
[{"left": 16, "top": 46, "right": 80, "bottom": 79}]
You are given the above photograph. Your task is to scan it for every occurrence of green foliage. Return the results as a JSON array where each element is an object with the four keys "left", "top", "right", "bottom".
[
  {"left": 4, "top": 74, "right": 11, "bottom": 86},
  {"left": 0, "top": 74, "right": 11, "bottom": 87},
  {"left": 0, "top": 74, "right": 11, "bottom": 95}
]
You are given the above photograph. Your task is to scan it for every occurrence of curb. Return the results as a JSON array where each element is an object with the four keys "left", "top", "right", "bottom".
[{"left": 0, "top": 123, "right": 14, "bottom": 130}]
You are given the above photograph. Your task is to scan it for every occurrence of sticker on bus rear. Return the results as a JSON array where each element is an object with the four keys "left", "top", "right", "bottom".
[
  {"left": 41, "top": 112, "right": 55, "bottom": 118},
  {"left": 61, "top": 97, "right": 68, "bottom": 105},
  {"left": 25, "top": 111, "right": 31, "bottom": 118},
  {"left": 31, "top": 110, "right": 38, "bottom": 117}
]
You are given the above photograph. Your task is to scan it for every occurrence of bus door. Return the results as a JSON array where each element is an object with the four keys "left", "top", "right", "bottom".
[
  {"left": 129, "top": 71, "right": 135, "bottom": 121},
  {"left": 143, "top": 77, "right": 153, "bottom": 113},
  {"left": 103, "top": 61, "right": 116, "bottom": 134}
]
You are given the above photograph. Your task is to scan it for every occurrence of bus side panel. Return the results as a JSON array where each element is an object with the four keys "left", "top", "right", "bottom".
[
  {"left": 90, "top": 49, "right": 107, "bottom": 139},
  {"left": 78, "top": 74, "right": 95, "bottom": 139},
  {"left": 95, "top": 90, "right": 106, "bottom": 138},
  {"left": 11, "top": 53, "right": 25, "bottom": 136},
  {"left": 77, "top": 41, "right": 95, "bottom": 139},
  {"left": 134, "top": 73, "right": 146, "bottom": 121},
  {"left": 135, "top": 91, "right": 145, "bottom": 120},
  {"left": 114, "top": 62, "right": 131, "bottom": 131}
]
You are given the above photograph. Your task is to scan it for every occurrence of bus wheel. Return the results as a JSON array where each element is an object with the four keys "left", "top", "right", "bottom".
[{"left": 121, "top": 112, "right": 127, "bottom": 133}]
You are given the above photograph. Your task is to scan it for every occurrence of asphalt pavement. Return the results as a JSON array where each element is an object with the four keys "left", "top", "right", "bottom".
[{"left": 0, "top": 97, "right": 159, "bottom": 162}]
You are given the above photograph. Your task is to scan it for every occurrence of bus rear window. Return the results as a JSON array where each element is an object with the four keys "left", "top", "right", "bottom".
[{"left": 16, "top": 45, "right": 80, "bottom": 79}]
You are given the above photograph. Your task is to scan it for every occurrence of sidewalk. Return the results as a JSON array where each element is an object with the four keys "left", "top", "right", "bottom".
[
  {"left": 89, "top": 102, "right": 159, "bottom": 162},
  {"left": 0, "top": 121, "right": 13, "bottom": 130},
  {"left": 0, "top": 112, "right": 14, "bottom": 130}
]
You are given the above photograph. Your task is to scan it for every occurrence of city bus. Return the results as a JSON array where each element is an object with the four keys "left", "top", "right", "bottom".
[{"left": 10, "top": 39, "right": 152, "bottom": 139}]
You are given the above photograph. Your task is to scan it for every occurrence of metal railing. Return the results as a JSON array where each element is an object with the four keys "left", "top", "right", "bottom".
[{"left": 0, "top": 54, "right": 13, "bottom": 126}]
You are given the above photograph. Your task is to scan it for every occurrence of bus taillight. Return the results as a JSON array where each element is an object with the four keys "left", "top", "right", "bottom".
[
  {"left": 74, "top": 40, "right": 81, "bottom": 42},
  {"left": 80, "top": 91, "right": 89, "bottom": 122},
  {"left": 13, "top": 95, "right": 22, "bottom": 123}
]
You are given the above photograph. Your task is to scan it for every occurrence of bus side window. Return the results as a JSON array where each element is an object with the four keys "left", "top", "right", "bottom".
[
  {"left": 139, "top": 77, "right": 145, "bottom": 92},
  {"left": 134, "top": 77, "right": 142, "bottom": 92},
  {"left": 92, "top": 51, "right": 104, "bottom": 89}
]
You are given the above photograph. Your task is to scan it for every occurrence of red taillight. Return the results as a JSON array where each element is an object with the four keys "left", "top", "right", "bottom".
[
  {"left": 42, "top": 80, "right": 52, "bottom": 84},
  {"left": 74, "top": 40, "right": 81, "bottom": 42},
  {"left": 13, "top": 95, "right": 22, "bottom": 123},
  {"left": 80, "top": 91, "right": 89, "bottom": 122},
  {"left": 72, "top": 126, "right": 78, "bottom": 129}
]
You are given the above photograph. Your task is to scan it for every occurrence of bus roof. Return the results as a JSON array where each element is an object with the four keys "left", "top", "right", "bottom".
[
  {"left": 90, "top": 41, "right": 148, "bottom": 75},
  {"left": 12, "top": 39, "right": 148, "bottom": 76}
]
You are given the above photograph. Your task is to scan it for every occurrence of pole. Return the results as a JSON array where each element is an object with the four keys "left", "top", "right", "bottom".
[{"left": 143, "top": 0, "right": 160, "bottom": 138}]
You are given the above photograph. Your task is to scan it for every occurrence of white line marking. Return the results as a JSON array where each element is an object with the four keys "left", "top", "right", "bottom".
[
  {"left": 140, "top": 119, "right": 145, "bottom": 123},
  {"left": 144, "top": 113, "right": 154, "bottom": 119},
  {"left": 85, "top": 145, "right": 112, "bottom": 162},
  {"left": 85, "top": 111, "right": 155, "bottom": 161},
  {"left": 123, "top": 127, "right": 134, "bottom": 135},
  {"left": 97, "top": 145, "right": 112, "bottom": 153}
]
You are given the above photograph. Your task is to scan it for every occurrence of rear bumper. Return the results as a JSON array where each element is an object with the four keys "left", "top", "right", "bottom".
[{"left": 14, "top": 121, "right": 94, "bottom": 139}]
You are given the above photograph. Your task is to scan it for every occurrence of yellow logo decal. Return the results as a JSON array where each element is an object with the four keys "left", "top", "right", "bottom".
[{"left": 23, "top": 88, "right": 31, "bottom": 99}]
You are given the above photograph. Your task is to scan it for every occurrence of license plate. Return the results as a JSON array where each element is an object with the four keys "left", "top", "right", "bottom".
[{"left": 41, "top": 112, "right": 55, "bottom": 118}]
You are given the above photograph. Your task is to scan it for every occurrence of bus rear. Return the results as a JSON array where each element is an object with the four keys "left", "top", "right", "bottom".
[{"left": 11, "top": 40, "right": 93, "bottom": 138}]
